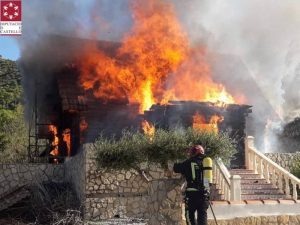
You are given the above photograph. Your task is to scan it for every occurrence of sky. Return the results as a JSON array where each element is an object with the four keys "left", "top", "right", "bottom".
[
  {"left": 0, "top": 37, "right": 20, "bottom": 60},
  {"left": 0, "top": 0, "right": 95, "bottom": 61}
]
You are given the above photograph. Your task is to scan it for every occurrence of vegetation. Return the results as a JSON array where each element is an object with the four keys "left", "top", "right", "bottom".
[
  {"left": 0, "top": 182, "right": 83, "bottom": 225},
  {"left": 291, "top": 157, "right": 300, "bottom": 179},
  {"left": 93, "top": 128, "right": 237, "bottom": 170},
  {"left": 0, "top": 57, "right": 28, "bottom": 163},
  {"left": 282, "top": 117, "right": 300, "bottom": 138}
]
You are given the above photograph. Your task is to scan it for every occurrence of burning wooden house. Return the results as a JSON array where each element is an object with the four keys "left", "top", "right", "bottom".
[{"left": 23, "top": 35, "right": 252, "bottom": 167}]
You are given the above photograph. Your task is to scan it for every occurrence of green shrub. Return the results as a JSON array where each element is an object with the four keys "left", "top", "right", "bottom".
[
  {"left": 291, "top": 158, "right": 300, "bottom": 179},
  {"left": 93, "top": 128, "right": 236, "bottom": 170}
]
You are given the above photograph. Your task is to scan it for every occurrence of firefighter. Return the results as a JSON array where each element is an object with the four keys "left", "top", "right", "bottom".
[{"left": 173, "top": 145, "right": 213, "bottom": 225}]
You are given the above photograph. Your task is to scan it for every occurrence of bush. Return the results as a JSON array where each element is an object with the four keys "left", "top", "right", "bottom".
[
  {"left": 0, "top": 105, "right": 28, "bottom": 163},
  {"left": 291, "top": 158, "right": 300, "bottom": 179},
  {"left": 29, "top": 182, "right": 82, "bottom": 225},
  {"left": 93, "top": 128, "right": 236, "bottom": 170}
]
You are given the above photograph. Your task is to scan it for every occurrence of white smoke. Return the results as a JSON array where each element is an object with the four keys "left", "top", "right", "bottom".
[
  {"left": 172, "top": 0, "right": 300, "bottom": 151},
  {"left": 174, "top": 0, "right": 300, "bottom": 117}
]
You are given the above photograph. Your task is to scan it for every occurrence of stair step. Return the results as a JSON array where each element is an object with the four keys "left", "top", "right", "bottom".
[
  {"left": 241, "top": 184, "right": 276, "bottom": 189},
  {"left": 241, "top": 194, "right": 286, "bottom": 200},
  {"left": 242, "top": 188, "right": 283, "bottom": 195},
  {"left": 230, "top": 169, "right": 255, "bottom": 174},
  {"left": 215, "top": 169, "right": 290, "bottom": 201},
  {"left": 241, "top": 178, "right": 268, "bottom": 184},
  {"left": 234, "top": 174, "right": 262, "bottom": 179}
]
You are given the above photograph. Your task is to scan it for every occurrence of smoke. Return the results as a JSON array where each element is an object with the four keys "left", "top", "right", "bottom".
[
  {"left": 282, "top": 40, "right": 300, "bottom": 121},
  {"left": 172, "top": 0, "right": 300, "bottom": 151},
  {"left": 174, "top": 0, "right": 300, "bottom": 115},
  {"left": 18, "top": 0, "right": 130, "bottom": 119},
  {"left": 18, "top": 0, "right": 300, "bottom": 150}
]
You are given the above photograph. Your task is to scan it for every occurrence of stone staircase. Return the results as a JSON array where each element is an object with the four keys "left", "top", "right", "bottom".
[{"left": 230, "top": 169, "right": 286, "bottom": 200}]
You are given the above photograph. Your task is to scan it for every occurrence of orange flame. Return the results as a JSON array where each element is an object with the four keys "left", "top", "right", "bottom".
[
  {"left": 49, "top": 125, "right": 59, "bottom": 161},
  {"left": 142, "top": 120, "right": 155, "bottom": 140},
  {"left": 79, "top": 0, "right": 241, "bottom": 113},
  {"left": 192, "top": 113, "right": 224, "bottom": 133}
]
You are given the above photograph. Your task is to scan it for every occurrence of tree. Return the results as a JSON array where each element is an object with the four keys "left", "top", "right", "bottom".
[{"left": 0, "top": 57, "right": 28, "bottom": 163}]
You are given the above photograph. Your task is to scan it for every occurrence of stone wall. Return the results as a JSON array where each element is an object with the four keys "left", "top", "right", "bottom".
[
  {"left": 65, "top": 147, "right": 86, "bottom": 204},
  {"left": 0, "top": 163, "right": 64, "bottom": 200},
  {"left": 207, "top": 215, "right": 300, "bottom": 225},
  {"left": 84, "top": 144, "right": 183, "bottom": 225},
  {"left": 265, "top": 152, "right": 300, "bottom": 171}
]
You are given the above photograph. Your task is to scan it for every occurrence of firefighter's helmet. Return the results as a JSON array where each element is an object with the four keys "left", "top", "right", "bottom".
[{"left": 188, "top": 145, "right": 205, "bottom": 156}]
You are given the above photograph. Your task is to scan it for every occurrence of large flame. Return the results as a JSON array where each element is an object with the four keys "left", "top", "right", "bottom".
[{"left": 78, "top": 0, "right": 241, "bottom": 113}]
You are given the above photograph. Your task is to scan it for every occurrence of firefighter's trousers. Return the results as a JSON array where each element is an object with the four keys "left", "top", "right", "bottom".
[{"left": 184, "top": 191, "right": 209, "bottom": 225}]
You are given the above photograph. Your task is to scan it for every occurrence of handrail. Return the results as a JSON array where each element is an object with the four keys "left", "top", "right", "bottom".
[
  {"left": 213, "top": 158, "right": 231, "bottom": 200},
  {"left": 248, "top": 145, "right": 300, "bottom": 183},
  {"left": 246, "top": 136, "right": 300, "bottom": 200},
  {"left": 216, "top": 158, "right": 231, "bottom": 186}
]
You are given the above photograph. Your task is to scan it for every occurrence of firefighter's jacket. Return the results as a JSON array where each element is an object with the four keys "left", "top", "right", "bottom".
[{"left": 173, "top": 156, "right": 206, "bottom": 192}]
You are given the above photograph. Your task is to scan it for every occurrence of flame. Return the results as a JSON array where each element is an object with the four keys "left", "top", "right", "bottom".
[
  {"left": 205, "top": 88, "right": 235, "bottom": 106},
  {"left": 142, "top": 120, "right": 155, "bottom": 140},
  {"left": 49, "top": 125, "right": 59, "bottom": 162},
  {"left": 48, "top": 125, "right": 72, "bottom": 160},
  {"left": 79, "top": 0, "right": 187, "bottom": 113},
  {"left": 79, "top": 0, "right": 241, "bottom": 113},
  {"left": 161, "top": 49, "right": 236, "bottom": 106},
  {"left": 192, "top": 113, "right": 224, "bottom": 133}
]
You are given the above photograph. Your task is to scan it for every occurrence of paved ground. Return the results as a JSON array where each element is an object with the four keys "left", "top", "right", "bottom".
[{"left": 86, "top": 218, "right": 147, "bottom": 225}]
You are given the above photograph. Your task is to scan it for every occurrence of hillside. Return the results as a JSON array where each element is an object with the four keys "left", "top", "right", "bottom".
[
  {"left": 0, "top": 56, "right": 22, "bottom": 109},
  {"left": 0, "top": 56, "right": 27, "bottom": 162}
]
